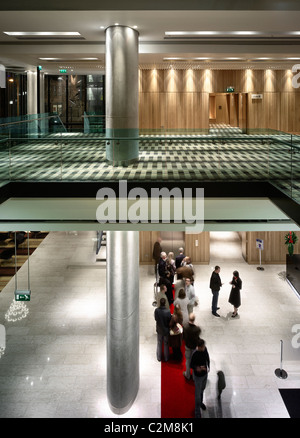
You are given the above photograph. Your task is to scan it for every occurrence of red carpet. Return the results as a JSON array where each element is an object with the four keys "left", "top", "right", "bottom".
[
  {"left": 161, "top": 284, "right": 195, "bottom": 418},
  {"left": 161, "top": 342, "right": 195, "bottom": 418}
]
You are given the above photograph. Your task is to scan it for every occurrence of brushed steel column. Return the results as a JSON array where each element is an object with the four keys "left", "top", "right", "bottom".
[
  {"left": 106, "top": 231, "right": 139, "bottom": 414},
  {"left": 105, "top": 25, "right": 139, "bottom": 166}
]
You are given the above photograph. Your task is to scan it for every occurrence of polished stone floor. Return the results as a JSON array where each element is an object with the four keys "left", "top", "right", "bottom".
[{"left": 0, "top": 231, "right": 299, "bottom": 418}]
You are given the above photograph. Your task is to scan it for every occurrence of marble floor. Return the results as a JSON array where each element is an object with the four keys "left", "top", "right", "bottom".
[{"left": 0, "top": 231, "right": 299, "bottom": 418}]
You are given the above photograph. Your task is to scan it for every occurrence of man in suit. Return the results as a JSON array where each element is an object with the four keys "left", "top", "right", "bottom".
[
  {"left": 182, "top": 313, "right": 201, "bottom": 380},
  {"left": 158, "top": 252, "right": 173, "bottom": 305},
  {"left": 209, "top": 265, "right": 223, "bottom": 317},
  {"left": 175, "top": 247, "right": 185, "bottom": 269},
  {"left": 154, "top": 298, "right": 172, "bottom": 362}
]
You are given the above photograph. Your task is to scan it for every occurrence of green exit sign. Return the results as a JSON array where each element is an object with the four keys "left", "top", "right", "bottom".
[
  {"left": 59, "top": 69, "right": 67, "bottom": 73},
  {"left": 226, "top": 86, "right": 234, "bottom": 92},
  {"left": 15, "top": 290, "right": 31, "bottom": 301}
]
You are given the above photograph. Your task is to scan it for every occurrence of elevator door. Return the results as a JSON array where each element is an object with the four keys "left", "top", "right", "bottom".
[{"left": 160, "top": 232, "right": 185, "bottom": 256}]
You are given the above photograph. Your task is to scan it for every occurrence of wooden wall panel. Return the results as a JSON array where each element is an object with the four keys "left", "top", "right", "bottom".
[
  {"left": 244, "top": 231, "right": 300, "bottom": 264},
  {"left": 139, "top": 69, "right": 300, "bottom": 133},
  {"left": 229, "top": 94, "right": 239, "bottom": 127},
  {"left": 139, "top": 231, "right": 161, "bottom": 264},
  {"left": 139, "top": 231, "right": 210, "bottom": 264},
  {"left": 211, "top": 70, "right": 245, "bottom": 93},
  {"left": 184, "top": 232, "right": 210, "bottom": 264},
  {"left": 280, "top": 92, "right": 300, "bottom": 133},
  {"left": 247, "top": 92, "right": 280, "bottom": 132}
]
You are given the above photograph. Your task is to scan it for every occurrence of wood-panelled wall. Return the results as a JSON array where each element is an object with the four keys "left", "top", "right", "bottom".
[
  {"left": 242, "top": 231, "right": 300, "bottom": 264},
  {"left": 139, "top": 231, "right": 210, "bottom": 264},
  {"left": 139, "top": 69, "right": 300, "bottom": 133},
  {"left": 139, "top": 231, "right": 300, "bottom": 265},
  {"left": 184, "top": 232, "right": 210, "bottom": 265},
  {"left": 139, "top": 231, "right": 161, "bottom": 264}
]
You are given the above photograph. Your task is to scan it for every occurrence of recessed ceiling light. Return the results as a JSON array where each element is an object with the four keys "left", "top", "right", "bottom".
[
  {"left": 100, "top": 26, "right": 105, "bottom": 29},
  {"left": 286, "top": 57, "right": 300, "bottom": 60},
  {"left": 165, "top": 31, "right": 220, "bottom": 36},
  {"left": 226, "top": 57, "right": 242, "bottom": 60},
  {"left": 4, "top": 31, "right": 81, "bottom": 36},
  {"left": 115, "top": 23, "right": 119, "bottom": 26},
  {"left": 163, "top": 57, "right": 184, "bottom": 60},
  {"left": 232, "top": 31, "right": 260, "bottom": 35},
  {"left": 133, "top": 25, "right": 138, "bottom": 29},
  {"left": 255, "top": 57, "right": 271, "bottom": 60},
  {"left": 39, "top": 58, "right": 60, "bottom": 60}
]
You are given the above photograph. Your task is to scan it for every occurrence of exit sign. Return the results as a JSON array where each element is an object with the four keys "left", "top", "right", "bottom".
[
  {"left": 15, "top": 290, "right": 31, "bottom": 301},
  {"left": 59, "top": 69, "right": 67, "bottom": 73},
  {"left": 226, "top": 86, "right": 234, "bottom": 92}
]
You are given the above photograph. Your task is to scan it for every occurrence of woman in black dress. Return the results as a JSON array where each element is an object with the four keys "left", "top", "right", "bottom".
[{"left": 228, "top": 270, "right": 242, "bottom": 317}]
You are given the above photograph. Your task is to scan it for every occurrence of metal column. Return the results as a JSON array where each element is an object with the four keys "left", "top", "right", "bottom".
[
  {"left": 105, "top": 25, "right": 139, "bottom": 166},
  {"left": 106, "top": 231, "right": 139, "bottom": 414}
]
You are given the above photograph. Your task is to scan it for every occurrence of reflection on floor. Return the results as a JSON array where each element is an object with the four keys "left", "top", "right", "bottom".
[{"left": 0, "top": 231, "right": 299, "bottom": 418}]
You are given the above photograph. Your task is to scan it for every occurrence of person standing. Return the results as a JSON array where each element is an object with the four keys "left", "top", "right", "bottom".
[
  {"left": 169, "top": 303, "right": 183, "bottom": 360},
  {"left": 209, "top": 265, "right": 223, "bottom": 317},
  {"left": 153, "top": 237, "right": 162, "bottom": 277},
  {"left": 158, "top": 252, "right": 173, "bottom": 305},
  {"left": 166, "top": 252, "right": 176, "bottom": 285},
  {"left": 228, "top": 270, "right": 242, "bottom": 317},
  {"left": 175, "top": 247, "right": 185, "bottom": 269},
  {"left": 185, "top": 277, "right": 198, "bottom": 314},
  {"left": 174, "top": 289, "right": 190, "bottom": 326},
  {"left": 182, "top": 313, "right": 201, "bottom": 380},
  {"left": 190, "top": 338, "right": 210, "bottom": 418},
  {"left": 154, "top": 298, "right": 172, "bottom": 362},
  {"left": 156, "top": 284, "right": 170, "bottom": 310}
]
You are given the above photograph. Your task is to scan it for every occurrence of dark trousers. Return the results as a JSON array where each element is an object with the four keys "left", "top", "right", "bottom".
[
  {"left": 211, "top": 289, "right": 219, "bottom": 313},
  {"left": 194, "top": 373, "right": 208, "bottom": 418}
]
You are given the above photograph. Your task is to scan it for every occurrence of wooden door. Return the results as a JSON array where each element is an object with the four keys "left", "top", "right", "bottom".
[{"left": 215, "top": 94, "right": 229, "bottom": 124}]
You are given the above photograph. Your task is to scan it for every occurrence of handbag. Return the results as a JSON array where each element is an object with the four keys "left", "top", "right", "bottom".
[{"left": 170, "top": 323, "right": 183, "bottom": 336}]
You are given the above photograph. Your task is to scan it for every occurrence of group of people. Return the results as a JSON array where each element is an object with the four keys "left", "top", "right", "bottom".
[
  {"left": 154, "top": 303, "right": 212, "bottom": 418},
  {"left": 153, "top": 241, "right": 239, "bottom": 417},
  {"left": 209, "top": 265, "right": 242, "bottom": 318}
]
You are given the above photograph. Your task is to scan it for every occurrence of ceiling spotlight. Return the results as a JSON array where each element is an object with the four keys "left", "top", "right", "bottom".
[{"left": 115, "top": 23, "right": 119, "bottom": 26}]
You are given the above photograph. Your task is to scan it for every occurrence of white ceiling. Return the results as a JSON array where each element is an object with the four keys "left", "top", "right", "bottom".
[{"left": 1, "top": 9, "right": 300, "bottom": 73}]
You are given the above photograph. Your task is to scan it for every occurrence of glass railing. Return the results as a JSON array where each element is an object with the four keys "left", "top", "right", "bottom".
[
  {"left": 0, "top": 127, "right": 299, "bottom": 204},
  {"left": 83, "top": 112, "right": 105, "bottom": 134},
  {"left": 0, "top": 113, "right": 67, "bottom": 139}
]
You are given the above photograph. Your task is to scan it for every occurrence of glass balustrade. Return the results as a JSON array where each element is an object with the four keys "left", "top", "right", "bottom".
[{"left": 0, "top": 120, "right": 299, "bottom": 205}]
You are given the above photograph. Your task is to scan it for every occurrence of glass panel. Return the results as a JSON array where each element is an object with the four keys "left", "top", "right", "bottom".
[
  {"left": 0, "top": 126, "right": 298, "bottom": 205},
  {"left": 0, "top": 137, "right": 9, "bottom": 184}
]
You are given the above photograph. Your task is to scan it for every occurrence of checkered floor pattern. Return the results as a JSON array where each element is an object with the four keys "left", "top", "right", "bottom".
[{"left": 0, "top": 125, "right": 299, "bottom": 203}]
